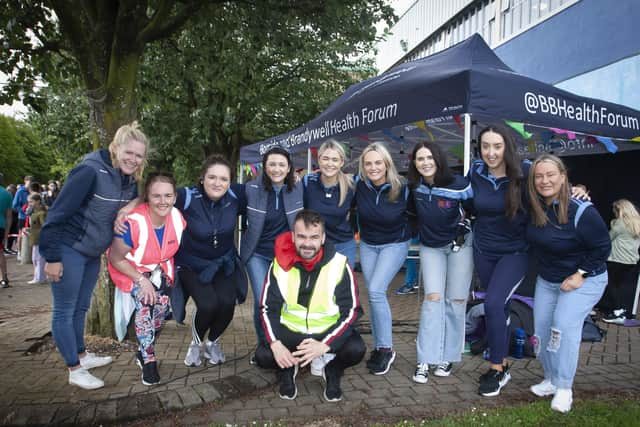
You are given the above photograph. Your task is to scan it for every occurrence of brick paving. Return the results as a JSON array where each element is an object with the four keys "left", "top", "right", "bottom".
[{"left": 0, "top": 256, "right": 639, "bottom": 426}]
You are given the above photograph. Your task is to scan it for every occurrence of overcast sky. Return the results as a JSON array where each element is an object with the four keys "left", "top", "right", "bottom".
[{"left": 0, "top": 0, "right": 415, "bottom": 119}]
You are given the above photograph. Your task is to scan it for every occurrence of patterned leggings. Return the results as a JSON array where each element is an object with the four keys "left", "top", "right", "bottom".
[{"left": 131, "top": 283, "right": 170, "bottom": 362}]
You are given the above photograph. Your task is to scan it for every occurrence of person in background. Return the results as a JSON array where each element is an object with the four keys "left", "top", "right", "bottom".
[
  {"left": 40, "top": 122, "right": 148, "bottom": 390},
  {"left": 600, "top": 199, "right": 640, "bottom": 324},
  {"left": 303, "top": 140, "right": 357, "bottom": 269},
  {"left": 12, "top": 175, "right": 32, "bottom": 260},
  {"left": 256, "top": 209, "right": 364, "bottom": 402},
  {"left": 108, "top": 173, "right": 186, "bottom": 386},
  {"left": 241, "top": 147, "right": 304, "bottom": 346},
  {"left": 0, "top": 173, "right": 13, "bottom": 288},
  {"left": 526, "top": 154, "right": 610, "bottom": 413},
  {"left": 175, "top": 155, "right": 248, "bottom": 367},
  {"left": 395, "top": 239, "right": 420, "bottom": 295},
  {"left": 45, "top": 180, "right": 60, "bottom": 207},
  {"left": 4, "top": 183, "right": 18, "bottom": 255},
  {"left": 355, "top": 142, "right": 411, "bottom": 375},
  {"left": 27, "top": 193, "right": 48, "bottom": 284}
]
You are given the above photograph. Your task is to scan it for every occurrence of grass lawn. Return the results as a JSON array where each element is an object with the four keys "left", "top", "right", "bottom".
[{"left": 390, "top": 395, "right": 640, "bottom": 426}]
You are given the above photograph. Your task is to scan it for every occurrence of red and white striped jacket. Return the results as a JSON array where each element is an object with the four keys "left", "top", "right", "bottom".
[{"left": 108, "top": 203, "right": 186, "bottom": 292}]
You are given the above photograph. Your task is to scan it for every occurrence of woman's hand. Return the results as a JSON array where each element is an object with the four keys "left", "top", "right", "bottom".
[
  {"left": 45, "top": 262, "right": 64, "bottom": 282},
  {"left": 138, "top": 277, "right": 157, "bottom": 306},
  {"left": 113, "top": 210, "right": 129, "bottom": 234},
  {"left": 570, "top": 185, "right": 590, "bottom": 201},
  {"left": 560, "top": 272, "right": 584, "bottom": 292}
]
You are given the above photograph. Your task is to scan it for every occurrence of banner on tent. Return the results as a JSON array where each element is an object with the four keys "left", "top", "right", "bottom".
[{"left": 258, "top": 102, "right": 399, "bottom": 156}]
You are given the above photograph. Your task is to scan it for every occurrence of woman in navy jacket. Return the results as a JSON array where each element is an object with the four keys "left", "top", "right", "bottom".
[
  {"left": 356, "top": 142, "right": 411, "bottom": 375},
  {"left": 175, "top": 155, "right": 248, "bottom": 368},
  {"left": 303, "top": 140, "right": 356, "bottom": 268},
  {"left": 469, "top": 125, "right": 531, "bottom": 397},
  {"left": 408, "top": 142, "right": 473, "bottom": 384},
  {"left": 241, "top": 147, "right": 304, "bottom": 344},
  {"left": 526, "top": 154, "right": 610, "bottom": 413},
  {"left": 40, "top": 122, "right": 149, "bottom": 390}
]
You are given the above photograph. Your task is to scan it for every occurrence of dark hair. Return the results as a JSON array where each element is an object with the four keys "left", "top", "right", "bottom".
[
  {"left": 294, "top": 209, "right": 325, "bottom": 232},
  {"left": 29, "top": 182, "right": 41, "bottom": 193},
  {"left": 200, "top": 154, "right": 234, "bottom": 184},
  {"left": 407, "top": 141, "right": 454, "bottom": 188},
  {"left": 477, "top": 125, "right": 523, "bottom": 220},
  {"left": 28, "top": 193, "right": 42, "bottom": 203},
  {"left": 143, "top": 172, "right": 176, "bottom": 202},
  {"left": 262, "top": 146, "right": 295, "bottom": 192}
]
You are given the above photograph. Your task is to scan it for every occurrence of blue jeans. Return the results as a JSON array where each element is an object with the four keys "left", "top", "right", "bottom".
[
  {"left": 404, "top": 237, "right": 420, "bottom": 285},
  {"left": 534, "top": 272, "right": 607, "bottom": 389},
  {"left": 333, "top": 238, "right": 357, "bottom": 270},
  {"left": 50, "top": 245, "right": 101, "bottom": 367},
  {"left": 359, "top": 239, "right": 410, "bottom": 349},
  {"left": 417, "top": 235, "right": 474, "bottom": 364},
  {"left": 246, "top": 254, "right": 272, "bottom": 344}
]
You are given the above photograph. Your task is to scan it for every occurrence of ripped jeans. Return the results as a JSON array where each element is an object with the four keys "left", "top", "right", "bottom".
[
  {"left": 416, "top": 236, "right": 474, "bottom": 364},
  {"left": 533, "top": 272, "right": 607, "bottom": 389}
]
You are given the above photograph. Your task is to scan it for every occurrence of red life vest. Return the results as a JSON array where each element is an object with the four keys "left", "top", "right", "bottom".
[{"left": 108, "top": 203, "right": 186, "bottom": 292}]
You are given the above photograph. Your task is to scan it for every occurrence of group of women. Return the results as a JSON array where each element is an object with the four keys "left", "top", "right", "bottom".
[{"left": 41, "top": 121, "right": 615, "bottom": 414}]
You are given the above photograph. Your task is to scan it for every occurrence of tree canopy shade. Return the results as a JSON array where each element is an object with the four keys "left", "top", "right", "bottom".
[{"left": 139, "top": 1, "right": 394, "bottom": 183}]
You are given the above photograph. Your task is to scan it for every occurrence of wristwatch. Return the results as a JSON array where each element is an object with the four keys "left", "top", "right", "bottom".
[{"left": 577, "top": 269, "right": 589, "bottom": 278}]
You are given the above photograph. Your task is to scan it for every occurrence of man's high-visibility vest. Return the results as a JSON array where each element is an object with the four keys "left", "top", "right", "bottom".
[{"left": 271, "top": 252, "right": 347, "bottom": 334}]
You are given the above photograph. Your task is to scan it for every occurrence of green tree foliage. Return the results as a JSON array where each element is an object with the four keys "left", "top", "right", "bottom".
[
  {"left": 139, "top": 1, "right": 394, "bottom": 184},
  {"left": 0, "top": 115, "right": 54, "bottom": 184}
]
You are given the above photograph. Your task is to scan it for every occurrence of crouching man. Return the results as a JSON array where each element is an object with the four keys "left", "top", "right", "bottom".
[{"left": 256, "top": 209, "right": 365, "bottom": 402}]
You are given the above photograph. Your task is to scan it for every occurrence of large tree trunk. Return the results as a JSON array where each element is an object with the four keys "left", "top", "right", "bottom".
[{"left": 85, "top": 53, "right": 142, "bottom": 339}]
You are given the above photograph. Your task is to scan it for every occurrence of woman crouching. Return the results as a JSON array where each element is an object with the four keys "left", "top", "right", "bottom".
[
  {"left": 526, "top": 154, "right": 610, "bottom": 413},
  {"left": 108, "top": 173, "right": 186, "bottom": 385}
]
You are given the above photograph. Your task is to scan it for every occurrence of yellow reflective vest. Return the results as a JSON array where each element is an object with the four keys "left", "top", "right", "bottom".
[{"left": 271, "top": 252, "right": 347, "bottom": 334}]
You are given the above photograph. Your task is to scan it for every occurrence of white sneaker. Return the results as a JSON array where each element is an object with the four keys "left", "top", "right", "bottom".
[
  {"left": 79, "top": 352, "right": 113, "bottom": 369},
  {"left": 310, "top": 353, "right": 336, "bottom": 376},
  {"left": 204, "top": 339, "right": 225, "bottom": 365},
  {"left": 184, "top": 341, "right": 203, "bottom": 367},
  {"left": 412, "top": 363, "right": 429, "bottom": 384},
  {"left": 433, "top": 362, "right": 453, "bottom": 377},
  {"left": 69, "top": 368, "right": 104, "bottom": 390},
  {"left": 530, "top": 379, "right": 557, "bottom": 397},
  {"left": 551, "top": 388, "right": 573, "bottom": 413}
]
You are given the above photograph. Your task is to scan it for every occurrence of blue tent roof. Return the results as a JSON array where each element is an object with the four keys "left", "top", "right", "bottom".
[{"left": 241, "top": 34, "right": 640, "bottom": 165}]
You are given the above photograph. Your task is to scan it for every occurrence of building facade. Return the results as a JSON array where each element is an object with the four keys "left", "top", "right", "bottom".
[{"left": 377, "top": 0, "right": 639, "bottom": 110}]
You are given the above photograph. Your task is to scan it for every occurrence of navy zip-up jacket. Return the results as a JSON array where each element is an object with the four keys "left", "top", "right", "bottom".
[
  {"left": 468, "top": 159, "right": 531, "bottom": 256},
  {"left": 174, "top": 182, "right": 246, "bottom": 271},
  {"left": 412, "top": 175, "right": 473, "bottom": 248},
  {"left": 526, "top": 198, "right": 611, "bottom": 283},
  {"left": 355, "top": 177, "right": 411, "bottom": 245},
  {"left": 40, "top": 150, "right": 138, "bottom": 261},
  {"left": 303, "top": 173, "right": 355, "bottom": 244}
]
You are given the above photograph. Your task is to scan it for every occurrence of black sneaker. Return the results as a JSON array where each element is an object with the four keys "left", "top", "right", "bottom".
[
  {"left": 322, "top": 362, "right": 343, "bottom": 402},
  {"left": 433, "top": 362, "right": 453, "bottom": 377},
  {"left": 135, "top": 351, "right": 144, "bottom": 369},
  {"left": 365, "top": 349, "right": 381, "bottom": 370},
  {"left": 478, "top": 364, "right": 511, "bottom": 396},
  {"left": 602, "top": 309, "right": 626, "bottom": 325},
  {"left": 141, "top": 361, "right": 160, "bottom": 386},
  {"left": 278, "top": 365, "right": 298, "bottom": 400},
  {"left": 369, "top": 349, "right": 396, "bottom": 375}
]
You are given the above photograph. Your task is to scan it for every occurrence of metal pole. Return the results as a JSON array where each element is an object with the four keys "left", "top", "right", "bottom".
[{"left": 463, "top": 113, "right": 472, "bottom": 175}]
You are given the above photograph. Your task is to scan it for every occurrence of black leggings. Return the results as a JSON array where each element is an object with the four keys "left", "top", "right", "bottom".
[
  {"left": 179, "top": 269, "right": 237, "bottom": 343},
  {"left": 255, "top": 329, "right": 366, "bottom": 373},
  {"left": 599, "top": 261, "right": 639, "bottom": 314}
]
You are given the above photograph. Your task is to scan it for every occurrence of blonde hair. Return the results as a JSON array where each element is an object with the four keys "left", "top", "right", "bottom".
[
  {"left": 528, "top": 154, "right": 570, "bottom": 227},
  {"left": 358, "top": 142, "right": 404, "bottom": 201},
  {"left": 612, "top": 199, "right": 640, "bottom": 237},
  {"left": 318, "top": 140, "right": 354, "bottom": 206},
  {"left": 108, "top": 121, "right": 149, "bottom": 181}
]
